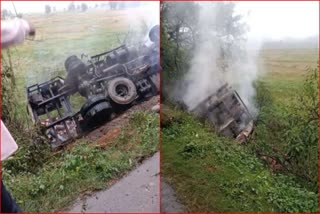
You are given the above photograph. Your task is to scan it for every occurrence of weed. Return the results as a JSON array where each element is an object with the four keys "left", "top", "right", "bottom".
[
  {"left": 252, "top": 67, "right": 318, "bottom": 190},
  {"left": 161, "top": 104, "right": 318, "bottom": 212},
  {"left": 3, "top": 111, "right": 158, "bottom": 212}
]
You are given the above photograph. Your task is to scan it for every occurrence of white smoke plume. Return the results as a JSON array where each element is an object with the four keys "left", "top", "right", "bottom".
[
  {"left": 182, "top": 3, "right": 259, "bottom": 117},
  {"left": 122, "top": 2, "right": 159, "bottom": 45}
]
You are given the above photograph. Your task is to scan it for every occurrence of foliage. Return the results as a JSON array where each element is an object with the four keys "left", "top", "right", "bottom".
[
  {"left": 68, "top": 2, "right": 76, "bottom": 12},
  {"left": 285, "top": 67, "right": 318, "bottom": 184},
  {"left": 109, "top": 2, "right": 118, "bottom": 10},
  {"left": 210, "top": 2, "right": 248, "bottom": 64},
  {"left": 160, "top": 2, "right": 199, "bottom": 79},
  {"left": 161, "top": 105, "right": 318, "bottom": 212},
  {"left": 161, "top": 2, "right": 248, "bottom": 101},
  {"left": 118, "top": 2, "right": 126, "bottom": 10},
  {"left": 3, "top": 112, "right": 159, "bottom": 212},
  {"left": 45, "top": 5, "right": 51, "bottom": 14},
  {"left": 81, "top": 3, "right": 88, "bottom": 12},
  {"left": 3, "top": 124, "right": 51, "bottom": 175},
  {"left": 252, "top": 67, "right": 318, "bottom": 190},
  {"left": 2, "top": 9, "right": 13, "bottom": 19},
  {"left": 3, "top": 49, "right": 52, "bottom": 172},
  {"left": 1, "top": 51, "right": 17, "bottom": 123}
]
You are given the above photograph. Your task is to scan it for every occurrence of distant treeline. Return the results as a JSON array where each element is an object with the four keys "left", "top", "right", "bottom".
[
  {"left": 1, "top": 1, "right": 144, "bottom": 18},
  {"left": 262, "top": 36, "right": 318, "bottom": 49}
]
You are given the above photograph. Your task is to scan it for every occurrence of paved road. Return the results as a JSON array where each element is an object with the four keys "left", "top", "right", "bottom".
[
  {"left": 67, "top": 152, "right": 160, "bottom": 212},
  {"left": 161, "top": 179, "right": 186, "bottom": 212}
]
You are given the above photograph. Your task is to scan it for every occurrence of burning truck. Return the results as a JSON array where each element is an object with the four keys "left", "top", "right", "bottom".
[
  {"left": 190, "top": 83, "right": 254, "bottom": 143},
  {"left": 26, "top": 25, "right": 160, "bottom": 148}
]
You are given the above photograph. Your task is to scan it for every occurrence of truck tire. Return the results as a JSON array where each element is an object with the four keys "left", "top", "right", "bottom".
[
  {"left": 83, "top": 101, "right": 112, "bottom": 129},
  {"left": 107, "top": 77, "right": 137, "bottom": 105},
  {"left": 64, "top": 55, "right": 87, "bottom": 89},
  {"left": 80, "top": 94, "right": 107, "bottom": 117}
]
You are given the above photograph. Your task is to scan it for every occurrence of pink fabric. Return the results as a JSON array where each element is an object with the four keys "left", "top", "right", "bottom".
[{"left": 1, "top": 120, "right": 18, "bottom": 161}]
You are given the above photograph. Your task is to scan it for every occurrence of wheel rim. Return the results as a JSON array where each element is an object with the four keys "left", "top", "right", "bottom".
[{"left": 115, "top": 84, "right": 129, "bottom": 97}]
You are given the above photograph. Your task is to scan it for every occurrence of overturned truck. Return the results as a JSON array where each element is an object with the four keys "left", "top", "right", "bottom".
[
  {"left": 190, "top": 84, "right": 254, "bottom": 143},
  {"left": 26, "top": 25, "right": 160, "bottom": 148}
]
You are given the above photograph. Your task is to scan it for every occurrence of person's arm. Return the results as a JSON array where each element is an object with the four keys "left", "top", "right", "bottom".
[{"left": 1, "top": 18, "right": 35, "bottom": 49}]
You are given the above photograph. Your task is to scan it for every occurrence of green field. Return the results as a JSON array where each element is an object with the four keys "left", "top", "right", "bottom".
[
  {"left": 161, "top": 47, "right": 318, "bottom": 212},
  {"left": 2, "top": 9, "right": 158, "bottom": 212}
]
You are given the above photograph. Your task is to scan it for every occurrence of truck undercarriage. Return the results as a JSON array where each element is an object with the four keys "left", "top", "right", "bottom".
[
  {"left": 26, "top": 25, "right": 160, "bottom": 148},
  {"left": 191, "top": 83, "right": 254, "bottom": 143}
]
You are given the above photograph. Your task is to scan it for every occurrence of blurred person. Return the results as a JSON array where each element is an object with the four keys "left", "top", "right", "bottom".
[{"left": 1, "top": 17, "right": 35, "bottom": 213}]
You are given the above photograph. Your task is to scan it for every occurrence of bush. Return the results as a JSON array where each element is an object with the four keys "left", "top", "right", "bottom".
[
  {"left": 2, "top": 124, "right": 51, "bottom": 175},
  {"left": 252, "top": 67, "right": 318, "bottom": 190},
  {"left": 285, "top": 67, "right": 318, "bottom": 185}
]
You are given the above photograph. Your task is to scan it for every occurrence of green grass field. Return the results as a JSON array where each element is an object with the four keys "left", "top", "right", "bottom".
[
  {"left": 258, "top": 48, "right": 318, "bottom": 101},
  {"left": 161, "top": 47, "right": 318, "bottom": 212},
  {"left": 2, "top": 9, "right": 158, "bottom": 212}
]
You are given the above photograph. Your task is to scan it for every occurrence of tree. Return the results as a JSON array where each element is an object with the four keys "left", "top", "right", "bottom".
[
  {"left": 81, "top": 3, "right": 88, "bottom": 12},
  {"left": 118, "top": 2, "right": 126, "bottom": 9},
  {"left": 2, "top": 9, "right": 9, "bottom": 19},
  {"left": 161, "top": 2, "right": 248, "bottom": 76},
  {"left": 161, "top": 2, "right": 200, "bottom": 76},
  {"left": 100, "top": 3, "right": 107, "bottom": 8},
  {"left": 4, "top": 10, "right": 14, "bottom": 19},
  {"left": 68, "top": 2, "right": 76, "bottom": 11},
  {"left": 109, "top": 2, "right": 118, "bottom": 10},
  {"left": 127, "top": 2, "right": 140, "bottom": 8},
  {"left": 209, "top": 2, "right": 248, "bottom": 68},
  {"left": 45, "top": 5, "right": 51, "bottom": 14},
  {"left": 161, "top": 2, "right": 249, "bottom": 104}
]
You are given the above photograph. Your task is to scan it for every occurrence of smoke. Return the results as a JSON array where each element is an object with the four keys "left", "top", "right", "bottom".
[
  {"left": 182, "top": 3, "right": 260, "bottom": 117},
  {"left": 122, "top": 2, "right": 159, "bottom": 45}
]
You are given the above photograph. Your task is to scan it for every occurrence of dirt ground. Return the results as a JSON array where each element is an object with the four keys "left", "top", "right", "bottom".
[
  {"left": 64, "top": 95, "right": 160, "bottom": 212},
  {"left": 85, "top": 95, "right": 159, "bottom": 143}
]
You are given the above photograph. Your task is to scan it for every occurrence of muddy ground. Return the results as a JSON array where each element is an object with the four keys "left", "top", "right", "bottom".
[{"left": 85, "top": 95, "right": 159, "bottom": 142}]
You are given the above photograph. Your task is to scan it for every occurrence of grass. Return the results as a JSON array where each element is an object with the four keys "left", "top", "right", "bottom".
[
  {"left": 3, "top": 111, "right": 159, "bottom": 212},
  {"left": 161, "top": 105, "right": 317, "bottom": 212},
  {"left": 161, "top": 47, "right": 318, "bottom": 212},
  {"left": 257, "top": 48, "right": 317, "bottom": 99}
]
